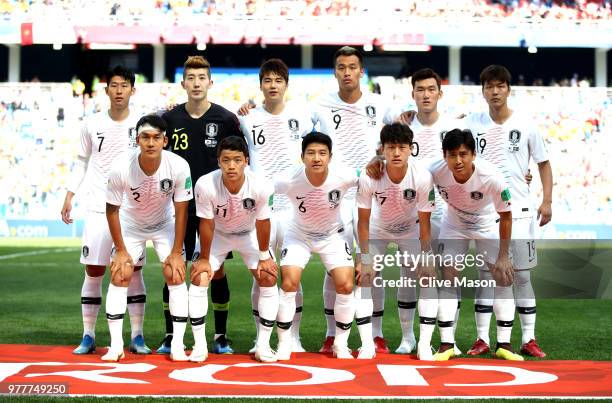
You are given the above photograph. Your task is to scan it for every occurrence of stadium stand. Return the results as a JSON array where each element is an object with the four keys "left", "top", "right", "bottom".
[
  {"left": 1, "top": 0, "right": 609, "bottom": 20},
  {"left": 1, "top": 80, "right": 610, "bottom": 227}
]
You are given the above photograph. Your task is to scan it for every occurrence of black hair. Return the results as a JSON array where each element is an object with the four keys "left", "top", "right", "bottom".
[
  {"left": 334, "top": 46, "right": 363, "bottom": 67},
  {"left": 301, "top": 131, "right": 332, "bottom": 154},
  {"left": 480, "top": 64, "right": 512, "bottom": 89},
  {"left": 442, "top": 129, "right": 476, "bottom": 155},
  {"left": 380, "top": 123, "right": 413, "bottom": 146},
  {"left": 411, "top": 68, "right": 442, "bottom": 90},
  {"left": 259, "top": 58, "right": 289, "bottom": 84},
  {"left": 217, "top": 135, "right": 249, "bottom": 158},
  {"left": 135, "top": 114, "right": 167, "bottom": 135},
  {"left": 107, "top": 65, "right": 135, "bottom": 87}
]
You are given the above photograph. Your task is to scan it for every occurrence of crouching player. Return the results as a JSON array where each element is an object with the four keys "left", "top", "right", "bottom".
[
  {"left": 356, "top": 123, "right": 436, "bottom": 356},
  {"left": 191, "top": 136, "right": 278, "bottom": 363},
  {"left": 275, "top": 132, "right": 357, "bottom": 360},
  {"left": 423, "top": 129, "right": 522, "bottom": 361},
  {"left": 103, "top": 114, "right": 193, "bottom": 361}
]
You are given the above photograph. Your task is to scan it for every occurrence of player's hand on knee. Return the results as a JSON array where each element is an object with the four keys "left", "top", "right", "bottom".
[
  {"left": 365, "top": 155, "right": 385, "bottom": 179},
  {"left": 491, "top": 257, "right": 514, "bottom": 287},
  {"left": 110, "top": 250, "right": 133, "bottom": 285},
  {"left": 416, "top": 261, "right": 437, "bottom": 282},
  {"left": 164, "top": 252, "right": 186, "bottom": 284},
  {"left": 256, "top": 258, "right": 277, "bottom": 281},
  {"left": 190, "top": 258, "right": 212, "bottom": 285},
  {"left": 356, "top": 262, "right": 374, "bottom": 287}
]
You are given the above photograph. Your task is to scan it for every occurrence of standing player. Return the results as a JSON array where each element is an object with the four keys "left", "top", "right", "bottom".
[
  {"left": 238, "top": 58, "right": 316, "bottom": 353},
  {"left": 61, "top": 66, "right": 151, "bottom": 355},
  {"left": 275, "top": 132, "right": 357, "bottom": 360},
  {"left": 314, "top": 46, "right": 410, "bottom": 353},
  {"left": 103, "top": 114, "right": 192, "bottom": 362},
  {"left": 425, "top": 129, "right": 521, "bottom": 361},
  {"left": 159, "top": 55, "right": 243, "bottom": 355},
  {"left": 365, "top": 68, "right": 464, "bottom": 354},
  {"left": 356, "top": 123, "right": 436, "bottom": 359},
  {"left": 465, "top": 65, "right": 552, "bottom": 358},
  {"left": 191, "top": 136, "right": 278, "bottom": 363}
]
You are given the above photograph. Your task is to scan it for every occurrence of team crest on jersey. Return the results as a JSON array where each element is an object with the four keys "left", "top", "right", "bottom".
[
  {"left": 365, "top": 105, "right": 376, "bottom": 127},
  {"left": 403, "top": 188, "right": 416, "bottom": 201},
  {"left": 160, "top": 179, "right": 173, "bottom": 194},
  {"left": 205, "top": 123, "right": 218, "bottom": 137},
  {"left": 328, "top": 189, "right": 341, "bottom": 206},
  {"left": 243, "top": 198, "right": 256, "bottom": 210},
  {"left": 288, "top": 119, "right": 299, "bottom": 132},
  {"left": 509, "top": 129, "right": 521, "bottom": 144},
  {"left": 470, "top": 191, "right": 484, "bottom": 200},
  {"left": 82, "top": 246, "right": 89, "bottom": 258},
  {"left": 128, "top": 127, "right": 137, "bottom": 148}
]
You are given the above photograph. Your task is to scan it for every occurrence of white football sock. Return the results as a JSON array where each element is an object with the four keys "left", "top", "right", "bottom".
[
  {"left": 188, "top": 284, "right": 208, "bottom": 348},
  {"left": 168, "top": 283, "right": 188, "bottom": 351},
  {"left": 438, "top": 286, "right": 457, "bottom": 344},
  {"left": 292, "top": 283, "right": 303, "bottom": 341},
  {"left": 515, "top": 269, "right": 536, "bottom": 344},
  {"left": 251, "top": 279, "right": 260, "bottom": 339},
  {"left": 127, "top": 270, "right": 146, "bottom": 339},
  {"left": 333, "top": 292, "right": 355, "bottom": 348},
  {"left": 81, "top": 272, "right": 103, "bottom": 338},
  {"left": 354, "top": 286, "right": 374, "bottom": 348},
  {"left": 475, "top": 270, "right": 494, "bottom": 345},
  {"left": 277, "top": 289, "right": 296, "bottom": 344},
  {"left": 323, "top": 273, "right": 336, "bottom": 337},
  {"left": 257, "top": 286, "right": 279, "bottom": 348},
  {"left": 494, "top": 285, "right": 515, "bottom": 345},
  {"left": 418, "top": 286, "right": 438, "bottom": 346},
  {"left": 397, "top": 266, "right": 417, "bottom": 340},
  {"left": 106, "top": 283, "right": 127, "bottom": 352}
]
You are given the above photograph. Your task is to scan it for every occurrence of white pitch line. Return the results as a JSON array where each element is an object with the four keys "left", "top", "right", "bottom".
[{"left": 0, "top": 247, "right": 77, "bottom": 261}]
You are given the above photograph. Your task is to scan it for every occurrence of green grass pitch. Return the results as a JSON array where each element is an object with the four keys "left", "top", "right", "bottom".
[{"left": 1, "top": 238, "right": 611, "bottom": 402}]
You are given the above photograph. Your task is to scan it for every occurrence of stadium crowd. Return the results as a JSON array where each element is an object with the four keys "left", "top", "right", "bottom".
[
  {"left": 0, "top": 79, "right": 609, "bottom": 224},
  {"left": 1, "top": 0, "right": 609, "bottom": 20}
]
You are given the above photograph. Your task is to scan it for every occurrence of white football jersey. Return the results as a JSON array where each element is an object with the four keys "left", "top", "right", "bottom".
[
  {"left": 428, "top": 158, "right": 512, "bottom": 231},
  {"left": 315, "top": 91, "right": 399, "bottom": 181},
  {"left": 195, "top": 169, "right": 273, "bottom": 235},
  {"left": 78, "top": 111, "right": 139, "bottom": 212},
  {"left": 274, "top": 164, "right": 358, "bottom": 240},
  {"left": 239, "top": 102, "right": 316, "bottom": 211},
  {"left": 410, "top": 114, "right": 466, "bottom": 220},
  {"left": 357, "top": 159, "right": 435, "bottom": 239},
  {"left": 466, "top": 111, "right": 548, "bottom": 218},
  {"left": 106, "top": 150, "right": 193, "bottom": 231}
]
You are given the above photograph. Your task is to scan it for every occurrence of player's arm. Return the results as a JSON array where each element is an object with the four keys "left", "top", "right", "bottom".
[
  {"left": 255, "top": 218, "right": 277, "bottom": 280},
  {"left": 493, "top": 210, "right": 513, "bottom": 287},
  {"left": 62, "top": 123, "right": 92, "bottom": 223},
  {"left": 537, "top": 160, "right": 553, "bottom": 226},
  {"left": 190, "top": 217, "right": 214, "bottom": 284},
  {"left": 165, "top": 200, "right": 188, "bottom": 284},
  {"left": 106, "top": 202, "right": 133, "bottom": 284}
]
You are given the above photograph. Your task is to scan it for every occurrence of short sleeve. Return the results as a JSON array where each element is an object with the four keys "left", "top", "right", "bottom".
[
  {"left": 490, "top": 175, "right": 513, "bottom": 213},
  {"left": 173, "top": 158, "right": 194, "bottom": 202},
  {"left": 106, "top": 167, "right": 124, "bottom": 206},
  {"left": 195, "top": 178, "right": 214, "bottom": 219},
  {"left": 417, "top": 169, "right": 436, "bottom": 212},
  {"left": 356, "top": 175, "right": 373, "bottom": 209},
  {"left": 78, "top": 120, "right": 92, "bottom": 159},
  {"left": 529, "top": 128, "right": 548, "bottom": 164},
  {"left": 255, "top": 180, "right": 274, "bottom": 221}
]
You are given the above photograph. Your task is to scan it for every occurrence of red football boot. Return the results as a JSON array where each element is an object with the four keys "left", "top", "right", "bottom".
[
  {"left": 520, "top": 339, "right": 546, "bottom": 358},
  {"left": 319, "top": 336, "right": 335, "bottom": 353},
  {"left": 373, "top": 337, "right": 391, "bottom": 354},
  {"left": 467, "top": 338, "right": 490, "bottom": 355}
]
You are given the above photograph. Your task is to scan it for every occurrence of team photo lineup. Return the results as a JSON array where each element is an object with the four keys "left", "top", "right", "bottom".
[{"left": 58, "top": 44, "right": 557, "bottom": 367}]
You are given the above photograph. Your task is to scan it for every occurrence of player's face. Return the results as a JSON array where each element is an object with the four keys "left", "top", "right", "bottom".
[
  {"left": 182, "top": 68, "right": 212, "bottom": 102},
  {"left": 302, "top": 143, "right": 331, "bottom": 174},
  {"left": 105, "top": 75, "right": 134, "bottom": 110},
  {"left": 482, "top": 80, "right": 510, "bottom": 109},
  {"left": 334, "top": 55, "right": 364, "bottom": 92},
  {"left": 260, "top": 72, "right": 287, "bottom": 103},
  {"left": 218, "top": 149, "right": 248, "bottom": 181},
  {"left": 137, "top": 129, "right": 167, "bottom": 158},
  {"left": 412, "top": 78, "right": 442, "bottom": 113},
  {"left": 382, "top": 142, "right": 411, "bottom": 168},
  {"left": 444, "top": 144, "right": 475, "bottom": 181}
]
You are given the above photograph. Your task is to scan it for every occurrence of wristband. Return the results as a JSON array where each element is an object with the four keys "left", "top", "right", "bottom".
[{"left": 259, "top": 250, "right": 270, "bottom": 260}]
